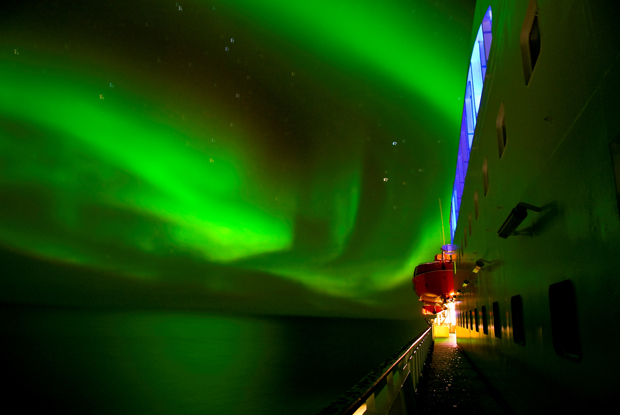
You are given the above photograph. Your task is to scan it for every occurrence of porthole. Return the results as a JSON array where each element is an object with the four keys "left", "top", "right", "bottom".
[
  {"left": 474, "top": 191, "right": 479, "bottom": 219},
  {"left": 482, "top": 305, "right": 488, "bottom": 335},
  {"left": 496, "top": 103, "right": 507, "bottom": 158},
  {"left": 474, "top": 308, "right": 479, "bottom": 332},
  {"left": 493, "top": 301, "right": 501, "bottom": 338},
  {"left": 549, "top": 280, "right": 581, "bottom": 361},
  {"left": 521, "top": 0, "right": 541, "bottom": 85}
]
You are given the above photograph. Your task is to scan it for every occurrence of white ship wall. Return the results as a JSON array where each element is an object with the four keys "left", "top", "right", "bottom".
[{"left": 454, "top": 0, "right": 620, "bottom": 413}]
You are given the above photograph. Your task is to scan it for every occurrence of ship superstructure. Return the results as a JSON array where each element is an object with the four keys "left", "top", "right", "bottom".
[{"left": 440, "top": 0, "right": 620, "bottom": 413}]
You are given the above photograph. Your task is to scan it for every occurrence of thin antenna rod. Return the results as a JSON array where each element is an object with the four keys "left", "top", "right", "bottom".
[{"left": 439, "top": 198, "right": 446, "bottom": 246}]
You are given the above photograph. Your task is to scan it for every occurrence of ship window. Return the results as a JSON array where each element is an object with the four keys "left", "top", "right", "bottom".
[
  {"left": 474, "top": 191, "right": 479, "bottom": 219},
  {"left": 468, "top": 212, "right": 472, "bottom": 236},
  {"left": 482, "top": 305, "right": 488, "bottom": 334},
  {"left": 610, "top": 133, "right": 620, "bottom": 217},
  {"left": 470, "top": 310, "right": 474, "bottom": 330},
  {"left": 482, "top": 158, "right": 489, "bottom": 196},
  {"left": 464, "top": 229, "right": 467, "bottom": 247},
  {"left": 465, "top": 310, "right": 469, "bottom": 329},
  {"left": 449, "top": 6, "right": 493, "bottom": 243},
  {"left": 549, "top": 280, "right": 582, "bottom": 361},
  {"left": 493, "top": 301, "right": 501, "bottom": 338},
  {"left": 496, "top": 103, "right": 506, "bottom": 158},
  {"left": 474, "top": 308, "right": 479, "bottom": 332},
  {"left": 511, "top": 295, "right": 525, "bottom": 346},
  {"left": 521, "top": 0, "right": 541, "bottom": 85},
  {"left": 529, "top": 16, "right": 541, "bottom": 72}
]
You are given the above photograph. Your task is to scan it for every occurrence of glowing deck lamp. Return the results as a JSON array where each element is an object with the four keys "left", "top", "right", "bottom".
[
  {"left": 462, "top": 280, "right": 470, "bottom": 287},
  {"left": 472, "top": 260, "right": 485, "bottom": 273}
]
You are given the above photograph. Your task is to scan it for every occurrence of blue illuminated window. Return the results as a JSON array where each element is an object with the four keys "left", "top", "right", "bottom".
[{"left": 449, "top": 7, "right": 493, "bottom": 243}]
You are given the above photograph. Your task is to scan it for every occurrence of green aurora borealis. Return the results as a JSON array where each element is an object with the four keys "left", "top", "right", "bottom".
[{"left": 0, "top": 0, "right": 474, "bottom": 318}]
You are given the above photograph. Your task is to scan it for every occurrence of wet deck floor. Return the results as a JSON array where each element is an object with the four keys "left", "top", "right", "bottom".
[{"left": 416, "top": 333, "right": 510, "bottom": 415}]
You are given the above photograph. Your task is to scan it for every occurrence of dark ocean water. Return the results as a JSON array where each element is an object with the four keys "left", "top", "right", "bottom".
[{"left": 1, "top": 306, "right": 427, "bottom": 415}]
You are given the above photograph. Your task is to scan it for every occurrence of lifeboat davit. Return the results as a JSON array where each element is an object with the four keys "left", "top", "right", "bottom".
[
  {"left": 422, "top": 304, "right": 445, "bottom": 315},
  {"left": 413, "top": 245, "right": 457, "bottom": 314}
]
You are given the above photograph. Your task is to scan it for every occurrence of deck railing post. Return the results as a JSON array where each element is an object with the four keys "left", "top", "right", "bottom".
[
  {"left": 413, "top": 349, "right": 419, "bottom": 390},
  {"left": 386, "top": 371, "right": 395, "bottom": 404},
  {"left": 366, "top": 393, "right": 376, "bottom": 414},
  {"left": 400, "top": 370, "right": 418, "bottom": 415}
]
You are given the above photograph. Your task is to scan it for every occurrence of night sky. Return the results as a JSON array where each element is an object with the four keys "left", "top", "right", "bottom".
[{"left": 0, "top": 0, "right": 475, "bottom": 319}]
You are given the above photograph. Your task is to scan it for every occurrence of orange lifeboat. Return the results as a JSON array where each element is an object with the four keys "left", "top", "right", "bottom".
[{"left": 412, "top": 245, "right": 457, "bottom": 314}]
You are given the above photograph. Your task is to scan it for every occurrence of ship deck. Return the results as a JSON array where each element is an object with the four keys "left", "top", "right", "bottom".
[{"left": 417, "top": 333, "right": 512, "bottom": 414}]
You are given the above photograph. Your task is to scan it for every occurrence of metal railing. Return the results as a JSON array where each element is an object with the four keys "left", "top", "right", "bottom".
[{"left": 316, "top": 326, "right": 433, "bottom": 415}]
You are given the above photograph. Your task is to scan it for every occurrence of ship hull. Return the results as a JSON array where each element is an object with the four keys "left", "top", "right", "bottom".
[{"left": 452, "top": 0, "right": 620, "bottom": 413}]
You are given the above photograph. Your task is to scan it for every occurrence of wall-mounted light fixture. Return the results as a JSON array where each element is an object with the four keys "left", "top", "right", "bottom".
[
  {"left": 472, "top": 260, "right": 485, "bottom": 273},
  {"left": 498, "top": 202, "right": 542, "bottom": 238}
]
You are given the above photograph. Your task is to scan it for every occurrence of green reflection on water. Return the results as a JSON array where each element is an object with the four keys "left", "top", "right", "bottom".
[{"left": 1, "top": 308, "right": 427, "bottom": 414}]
